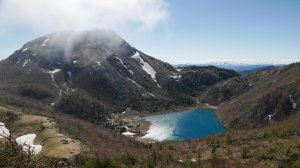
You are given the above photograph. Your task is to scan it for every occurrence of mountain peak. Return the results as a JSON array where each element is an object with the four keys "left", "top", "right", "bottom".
[
  {"left": 24, "top": 28, "right": 129, "bottom": 55},
  {"left": 7, "top": 29, "right": 135, "bottom": 69},
  {"left": 2, "top": 29, "right": 178, "bottom": 99}
]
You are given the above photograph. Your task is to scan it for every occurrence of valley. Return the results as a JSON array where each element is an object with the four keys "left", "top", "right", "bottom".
[{"left": 0, "top": 29, "right": 299, "bottom": 167}]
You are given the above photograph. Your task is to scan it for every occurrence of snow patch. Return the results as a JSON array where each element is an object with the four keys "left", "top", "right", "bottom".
[
  {"left": 293, "top": 103, "right": 297, "bottom": 110},
  {"left": 127, "top": 78, "right": 142, "bottom": 88},
  {"left": 49, "top": 69, "right": 61, "bottom": 74},
  {"left": 16, "top": 58, "right": 22, "bottom": 65},
  {"left": 289, "top": 94, "right": 297, "bottom": 109},
  {"left": 122, "top": 131, "right": 136, "bottom": 136},
  {"left": 67, "top": 71, "right": 72, "bottom": 77},
  {"left": 16, "top": 134, "right": 42, "bottom": 154},
  {"left": 116, "top": 57, "right": 124, "bottom": 65},
  {"left": 44, "top": 69, "right": 61, "bottom": 85},
  {"left": 265, "top": 114, "right": 273, "bottom": 123},
  {"left": 147, "top": 92, "right": 155, "bottom": 97},
  {"left": 1, "top": 122, "right": 42, "bottom": 154},
  {"left": 143, "top": 92, "right": 155, "bottom": 97},
  {"left": 96, "top": 61, "right": 101, "bottom": 66},
  {"left": 116, "top": 57, "right": 134, "bottom": 76},
  {"left": 22, "top": 59, "right": 30, "bottom": 67},
  {"left": 41, "top": 38, "right": 50, "bottom": 47},
  {"left": 131, "top": 52, "right": 157, "bottom": 83},
  {"left": 127, "top": 69, "right": 134, "bottom": 76},
  {"left": 22, "top": 48, "right": 28, "bottom": 52},
  {"left": 0, "top": 122, "right": 10, "bottom": 138},
  {"left": 170, "top": 75, "right": 181, "bottom": 79},
  {"left": 73, "top": 60, "right": 77, "bottom": 64},
  {"left": 63, "top": 84, "right": 76, "bottom": 92}
]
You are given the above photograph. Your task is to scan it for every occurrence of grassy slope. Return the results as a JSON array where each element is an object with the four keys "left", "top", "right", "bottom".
[
  {"left": 217, "top": 63, "right": 300, "bottom": 128},
  {"left": 0, "top": 107, "right": 81, "bottom": 158}
]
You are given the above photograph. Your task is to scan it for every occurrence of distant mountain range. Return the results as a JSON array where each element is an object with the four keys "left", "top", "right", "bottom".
[{"left": 173, "top": 62, "right": 284, "bottom": 75}]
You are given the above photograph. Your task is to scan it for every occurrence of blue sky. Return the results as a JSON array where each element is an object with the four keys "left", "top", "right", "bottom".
[{"left": 0, "top": 0, "right": 299, "bottom": 64}]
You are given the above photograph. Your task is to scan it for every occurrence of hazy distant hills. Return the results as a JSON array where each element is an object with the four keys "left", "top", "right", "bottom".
[
  {"left": 238, "top": 65, "right": 276, "bottom": 75},
  {"left": 0, "top": 29, "right": 238, "bottom": 122},
  {"left": 173, "top": 62, "right": 283, "bottom": 75}
]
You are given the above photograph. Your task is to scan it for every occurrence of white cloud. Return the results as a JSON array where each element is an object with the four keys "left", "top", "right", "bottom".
[{"left": 0, "top": 0, "right": 169, "bottom": 34}]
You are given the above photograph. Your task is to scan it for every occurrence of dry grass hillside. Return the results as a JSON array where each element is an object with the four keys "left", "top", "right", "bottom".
[
  {"left": 0, "top": 107, "right": 81, "bottom": 158},
  {"left": 218, "top": 63, "right": 299, "bottom": 129}
]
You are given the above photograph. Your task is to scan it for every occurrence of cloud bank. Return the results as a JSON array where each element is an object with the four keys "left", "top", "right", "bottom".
[{"left": 0, "top": 0, "right": 169, "bottom": 34}]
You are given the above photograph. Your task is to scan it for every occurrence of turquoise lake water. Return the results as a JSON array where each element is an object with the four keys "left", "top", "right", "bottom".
[{"left": 143, "top": 109, "right": 226, "bottom": 141}]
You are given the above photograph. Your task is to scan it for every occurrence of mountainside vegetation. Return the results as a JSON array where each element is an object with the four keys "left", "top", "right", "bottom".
[
  {"left": 200, "top": 63, "right": 299, "bottom": 129},
  {"left": 166, "top": 66, "right": 240, "bottom": 97},
  {"left": 1, "top": 106, "right": 299, "bottom": 168}
]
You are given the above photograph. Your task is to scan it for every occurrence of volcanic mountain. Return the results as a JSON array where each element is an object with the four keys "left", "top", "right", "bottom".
[{"left": 0, "top": 29, "right": 239, "bottom": 122}]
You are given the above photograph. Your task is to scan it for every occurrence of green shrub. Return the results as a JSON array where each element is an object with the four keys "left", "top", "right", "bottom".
[
  {"left": 0, "top": 110, "right": 19, "bottom": 126},
  {"left": 253, "top": 144, "right": 282, "bottom": 161},
  {"left": 224, "top": 134, "right": 233, "bottom": 145},
  {"left": 61, "top": 139, "right": 69, "bottom": 144},
  {"left": 0, "top": 136, "right": 62, "bottom": 168},
  {"left": 241, "top": 147, "right": 250, "bottom": 159},
  {"left": 18, "top": 84, "right": 54, "bottom": 99},
  {"left": 253, "top": 148, "right": 270, "bottom": 161},
  {"left": 278, "top": 148, "right": 299, "bottom": 168},
  {"left": 289, "top": 160, "right": 300, "bottom": 168},
  {"left": 119, "top": 151, "right": 137, "bottom": 166}
]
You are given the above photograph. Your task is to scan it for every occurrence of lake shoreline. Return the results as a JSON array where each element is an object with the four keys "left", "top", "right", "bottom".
[{"left": 112, "top": 104, "right": 220, "bottom": 143}]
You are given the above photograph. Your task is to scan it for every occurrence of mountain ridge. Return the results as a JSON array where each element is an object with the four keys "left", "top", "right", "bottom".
[
  {"left": 173, "top": 62, "right": 284, "bottom": 74},
  {"left": 199, "top": 63, "right": 300, "bottom": 128}
]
